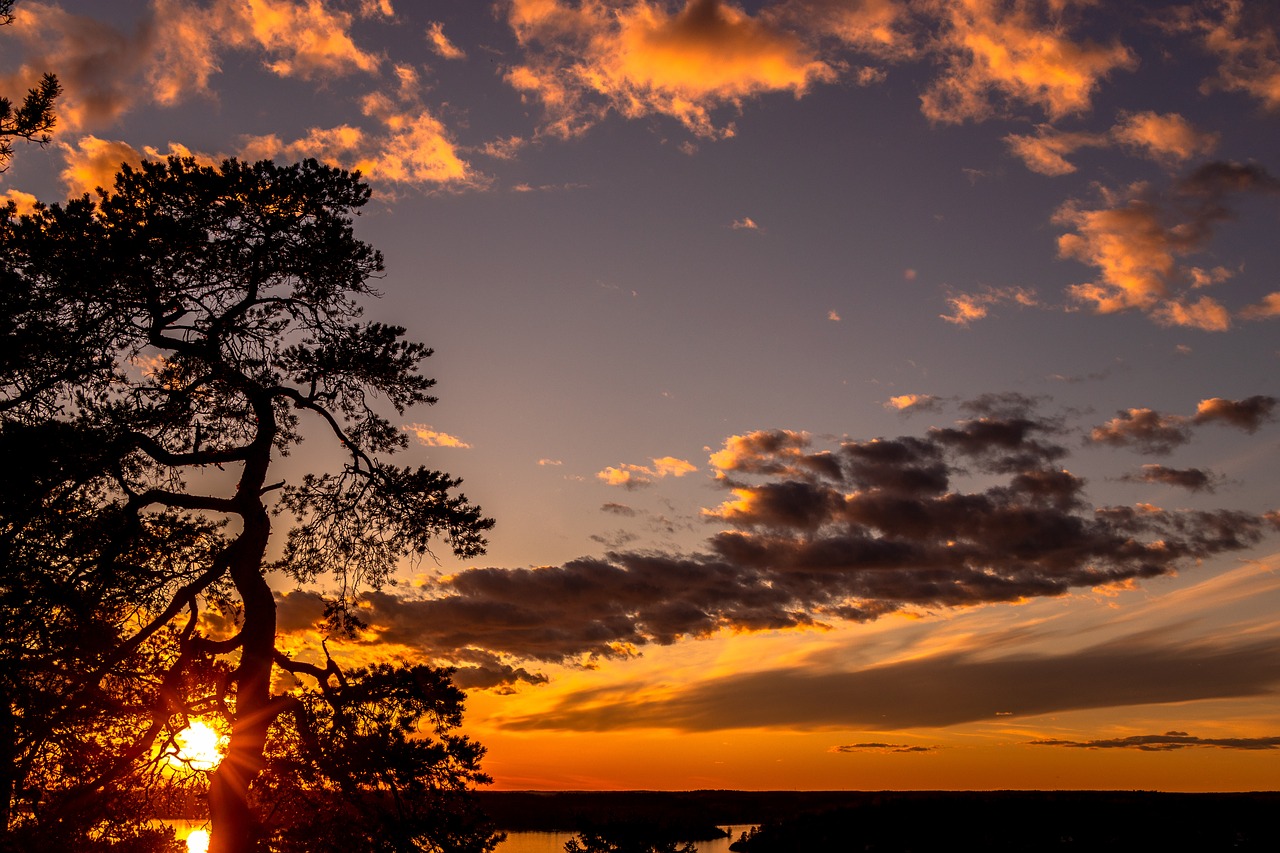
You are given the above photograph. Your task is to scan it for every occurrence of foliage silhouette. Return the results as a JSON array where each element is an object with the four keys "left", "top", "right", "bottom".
[
  {"left": 564, "top": 821, "right": 698, "bottom": 853},
  {"left": 0, "top": 1, "right": 60, "bottom": 171},
  {"left": 1, "top": 156, "right": 497, "bottom": 853}
]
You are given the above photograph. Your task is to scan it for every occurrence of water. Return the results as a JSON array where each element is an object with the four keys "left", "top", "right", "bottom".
[{"left": 495, "top": 825, "right": 754, "bottom": 853}]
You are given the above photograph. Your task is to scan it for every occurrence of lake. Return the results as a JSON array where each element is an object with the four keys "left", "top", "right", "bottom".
[{"left": 496, "top": 825, "right": 754, "bottom": 853}]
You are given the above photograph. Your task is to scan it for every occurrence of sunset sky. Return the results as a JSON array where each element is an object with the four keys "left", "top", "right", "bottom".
[{"left": 4, "top": 0, "right": 1280, "bottom": 792}]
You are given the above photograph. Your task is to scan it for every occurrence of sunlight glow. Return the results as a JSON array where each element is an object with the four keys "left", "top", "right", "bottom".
[
  {"left": 186, "top": 828, "right": 210, "bottom": 853},
  {"left": 167, "top": 720, "right": 226, "bottom": 772}
]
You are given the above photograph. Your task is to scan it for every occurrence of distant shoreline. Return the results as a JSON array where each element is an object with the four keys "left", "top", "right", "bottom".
[{"left": 477, "top": 789, "right": 1280, "bottom": 834}]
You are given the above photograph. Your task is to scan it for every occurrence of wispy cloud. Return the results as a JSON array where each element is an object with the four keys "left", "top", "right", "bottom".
[
  {"left": 940, "top": 285, "right": 1037, "bottom": 326},
  {"left": 1005, "top": 112, "right": 1217, "bottom": 176},
  {"left": 426, "top": 21, "right": 466, "bottom": 60},
  {"left": 500, "top": 635, "right": 1280, "bottom": 730},
  {"left": 1031, "top": 731, "right": 1280, "bottom": 751},
  {"left": 1119, "top": 464, "right": 1219, "bottom": 493}
]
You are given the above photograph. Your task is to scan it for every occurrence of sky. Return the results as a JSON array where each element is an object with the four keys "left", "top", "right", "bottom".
[{"left": 3, "top": 0, "right": 1280, "bottom": 792}]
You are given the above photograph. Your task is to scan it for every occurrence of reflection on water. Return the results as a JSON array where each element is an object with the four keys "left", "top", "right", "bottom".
[
  {"left": 495, "top": 825, "right": 755, "bottom": 853},
  {"left": 157, "top": 819, "right": 211, "bottom": 852}
]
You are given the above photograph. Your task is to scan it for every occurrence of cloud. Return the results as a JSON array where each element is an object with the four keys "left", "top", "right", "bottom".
[
  {"left": 597, "top": 456, "right": 697, "bottom": 488},
  {"left": 240, "top": 94, "right": 480, "bottom": 188},
  {"left": 426, "top": 21, "right": 466, "bottom": 60},
  {"left": 1175, "top": 0, "right": 1280, "bottom": 110},
  {"left": 1031, "top": 732, "right": 1280, "bottom": 751},
  {"left": 538, "top": 458, "right": 563, "bottom": 466},
  {"left": 1089, "top": 408, "right": 1193, "bottom": 455},
  {"left": 1111, "top": 110, "right": 1219, "bottom": 165},
  {"left": 504, "top": 0, "right": 836, "bottom": 138},
  {"left": 1, "top": 188, "right": 39, "bottom": 216},
  {"left": 919, "top": 0, "right": 1136, "bottom": 124},
  {"left": 1055, "top": 162, "right": 1280, "bottom": 329},
  {"left": 57, "top": 137, "right": 217, "bottom": 197},
  {"left": 884, "top": 394, "right": 943, "bottom": 413},
  {"left": 1088, "top": 396, "right": 1275, "bottom": 453},
  {"left": 830, "top": 743, "right": 937, "bottom": 754},
  {"left": 1004, "top": 125, "right": 1106, "bottom": 176},
  {"left": 940, "top": 285, "right": 1037, "bottom": 325},
  {"left": 1005, "top": 112, "right": 1216, "bottom": 176},
  {"left": 3, "top": 2, "right": 152, "bottom": 132},
  {"left": 731, "top": 216, "right": 761, "bottom": 230},
  {"left": 500, "top": 635, "right": 1280, "bottom": 730},
  {"left": 1241, "top": 292, "right": 1280, "bottom": 320},
  {"left": 305, "top": 399, "right": 1275, "bottom": 669},
  {"left": 167, "top": 0, "right": 391, "bottom": 96},
  {"left": 1119, "top": 464, "right": 1218, "bottom": 493},
  {"left": 1193, "top": 395, "right": 1277, "bottom": 431},
  {"left": 402, "top": 424, "right": 472, "bottom": 448},
  {"left": 827, "top": 310, "right": 841, "bottom": 322},
  {"left": 601, "top": 502, "right": 638, "bottom": 517}
]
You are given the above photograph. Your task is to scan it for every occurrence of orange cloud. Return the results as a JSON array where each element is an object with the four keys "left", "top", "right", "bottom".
[
  {"left": 1240, "top": 292, "right": 1280, "bottom": 320},
  {"left": 240, "top": 94, "right": 480, "bottom": 189},
  {"left": 1005, "top": 112, "right": 1216, "bottom": 176},
  {"left": 920, "top": 0, "right": 1136, "bottom": 123},
  {"left": 1178, "top": 0, "right": 1280, "bottom": 109},
  {"left": 884, "top": 394, "right": 942, "bottom": 413},
  {"left": 402, "top": 424, "right": 472, "bottom": 448},
  {"left": 506, "top": 0, "right": 835, "bottom": 137},
  {"left": 1111, "top": 111, "right": 1219, "bottom": 165},
  {"left": 1004, "top": 125, "right": 1105, "bottom": 176},
  {"left": 731, "top": 216, "right": 760, "bottom": 230},
  {"left": 940, "top": 286, "right": 1037, "bottom": 326},
  {"left": 1051, "top": 169, "right": 1276, "bottom": 331},
  {"left": 597, "top": 456, "right": 698, "bottom": 488},
  {"left": 1, "top": 188, "right": 39, "bottom": 216},
  {"left": 58, "top": 137, "right": 217, "bottom": 198},
  {"left": 426, "top": 21, "right": 466, "bottom": 59},
  {"left": 776, "top": 0, "right": 912, "bottom": 57}
]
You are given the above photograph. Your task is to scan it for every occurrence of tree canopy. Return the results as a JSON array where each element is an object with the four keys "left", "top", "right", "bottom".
[{"left": 1, "top": 156, "right": 498, "bottom": 853}]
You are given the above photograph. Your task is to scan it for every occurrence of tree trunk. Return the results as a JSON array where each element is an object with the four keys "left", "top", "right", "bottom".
[{"left": 209, "top": 437, "right": 275, "bottom": 853}]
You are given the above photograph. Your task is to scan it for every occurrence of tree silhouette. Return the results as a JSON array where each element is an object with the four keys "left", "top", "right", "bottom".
[
  {"left": 564, "top": 823, "right": 698, "bottom": 853},
  {"left": 1, "top": 157, "right": 497, "bottom": 853},
  {"left": 0, "top": 1, "right": 61, "bottom": 171}
]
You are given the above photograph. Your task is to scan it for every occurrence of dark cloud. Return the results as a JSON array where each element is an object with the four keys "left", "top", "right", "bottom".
[
  {"left": 500, "top": 636, "right": 1280, "bottom": 732},
  {"left": 1031, "top": 732, "right": 1280, "bottom": 751},
  {"left": 286, "top": 399, "right": 1276, "bottom": 671},
  {"left": 1090, "top": 396, "right": 1277, "bottom": 454},
  {"left": 589, "top": 530, "right": 640, "bottom": 548},
  {"left": 1192, "top": 395, "right": 1277, "bottom": 431},
  {"left": 1177, "top": 161, "right": 1280, "bottom": 197},
  {"left": 831, "top": 743, "right": 938, "bottom": 754},
  {"left": 445, "top": 648, "right": 549, "bottom": 692},
  {"left": 601, "top": 502, "right": 638, "bottom": 517},
  {"left": 1089, "top": 408, "right": 1192, "bottom": 454},
  {"left": 1120, "top": 464, "right": 1218, "bottom": 493}
]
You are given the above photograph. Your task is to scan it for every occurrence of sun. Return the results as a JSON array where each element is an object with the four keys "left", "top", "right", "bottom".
[
  {"left": 167, "top": 720, "right": 226, "bottom": 772},
  {"left": 185, "top": 827, "right": 210, "bottom": 853}
]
